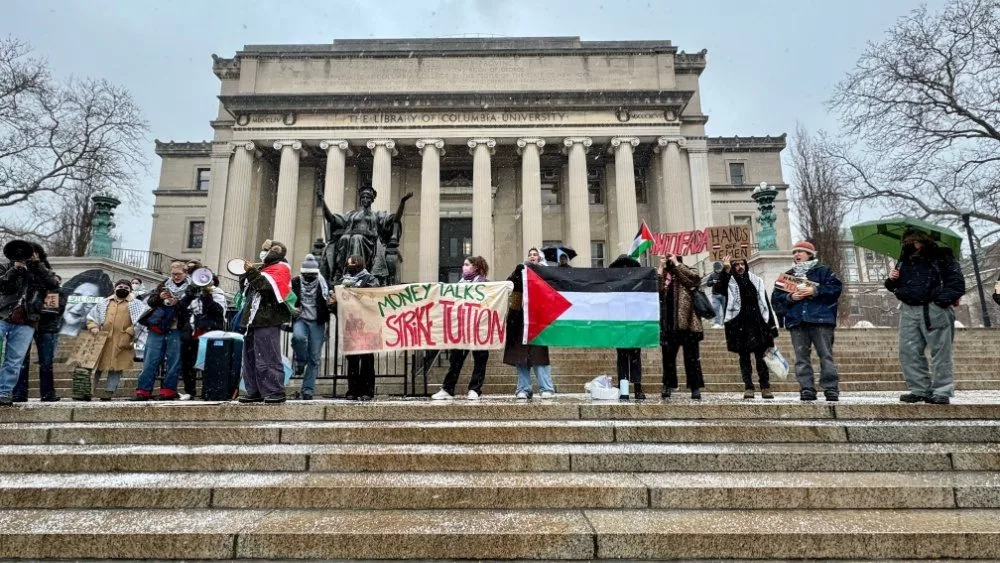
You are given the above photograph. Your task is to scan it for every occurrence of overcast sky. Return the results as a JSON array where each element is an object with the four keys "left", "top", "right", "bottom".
[{"left": 1, "top": 0, "right": 944, "bottom": 251}]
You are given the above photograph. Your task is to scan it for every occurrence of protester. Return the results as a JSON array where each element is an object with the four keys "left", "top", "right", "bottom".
[
  {"left": 658, "top": 253, "right": 705, "bottom": 400},
  {"left": 13, "top": 272, "right": 64, "bottom": 402},
  {"left": 505, "top": 248, "right": 555, "bottom": 400},
  {"left": 0, "top": 242, "right": 59, "bottom": 406},
  {"left": 609, "top": 254, "right": 644, "bottom": 399},
  {"left": 771, "top": 241, "right": 843, "bottom": 401},
  {"left": 433, "top": 256, "right": 491, "bottom": 401},
  {"left": 86, "top": 279, "right": 148, "bottom": 401},
  {"left": 130, "top": 277, "right": 148, "bottom": 300},
  {"left": 332, "top": 254, "right": 379, "bottom": 401},
  {"left": 715, "top": 256, "right": 778, "bottom": 399},
  {"left": 134, "top": 262, "right": 188, "bottom": 401},
  {"left": 885, "top": 229, "right": 965, "bottom": 404},
  {"left": 705, "top": 261, "right": 725, "bottom": 328},
  {"left": 237, "top": 240, "right": 294, "bottom": 404},
  {"left": 291, "top": 254, "right": 332, "bottom": 400},
  {"left": 177, "top": 260, "right": 203, "bottom": 400},
  {"left": 178, "top": 270, "right": 227, "bottom": 400}
]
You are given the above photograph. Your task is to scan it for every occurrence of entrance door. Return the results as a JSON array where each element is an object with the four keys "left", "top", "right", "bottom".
[{"left": 439, "top": 218, "right": 472, "bottom": 282}]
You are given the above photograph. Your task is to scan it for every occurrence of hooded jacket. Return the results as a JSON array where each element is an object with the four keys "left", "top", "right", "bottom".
[{"left": 885, "top": 244, "right": 964, "bottom": 308}]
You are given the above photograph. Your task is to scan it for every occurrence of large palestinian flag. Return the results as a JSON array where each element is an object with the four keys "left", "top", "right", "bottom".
[{"left": 522, "top": 263, "right": 660, "bottom": 348}]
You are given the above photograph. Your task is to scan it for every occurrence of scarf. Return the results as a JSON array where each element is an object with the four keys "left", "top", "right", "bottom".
[
  {"left": 163, "top": 277, "right": 190, "bottom": 299},
  {"left": 724, "top": 271, "right": 770, "bottom": 324},
  {"left": 301, "top": 275, "right": 330, "bottom": 301},
  {"left": 792, "top": 259, "right": 818, "bottom": 279}
]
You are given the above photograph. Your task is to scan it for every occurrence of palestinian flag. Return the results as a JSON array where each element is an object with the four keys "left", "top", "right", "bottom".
[
  {"left": 628, "top": 221, "right": 654, "bottom": 259},
  {"left": 260, "top": 261, "right": 297, "bottom": 313},
  {"left": 522, "top": 263, "right": 659, "bottom": 348}
]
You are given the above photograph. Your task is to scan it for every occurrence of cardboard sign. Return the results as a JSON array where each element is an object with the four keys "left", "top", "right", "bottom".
[
  {"left": 42, "top": 293, "right": 59, "bottom": 311},
  {"left": 336, "top": 281, "right": 514, "bottom": 354},
  {"left": 775, "top": 273, "right": 818, "bottom": 293},
  {"left": 66, "top": 331, "right": 109, "bottom": 371},
  {"left": 707, "top": 225, "right": 752, "bottom": 261}
]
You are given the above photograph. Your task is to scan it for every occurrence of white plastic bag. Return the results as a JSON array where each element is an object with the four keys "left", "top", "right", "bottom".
[
  {"left": 763, "top": 347, "right": 789, "bottom": 380},
  {"left": 585, "top": 375, "right": 619, "bottom": 400}
]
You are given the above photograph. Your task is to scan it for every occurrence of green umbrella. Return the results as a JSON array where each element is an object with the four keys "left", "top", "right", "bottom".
[{"left": 850, "top": 217, "right": 963, "bottom": 260}]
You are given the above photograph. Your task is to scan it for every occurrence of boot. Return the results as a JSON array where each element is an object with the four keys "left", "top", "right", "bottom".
[
  {"left": 633, "top": 382, "right": 646, "bottom": 400},
  {"left": 660, "top": 386, "right": 673, "bottom": 399}
]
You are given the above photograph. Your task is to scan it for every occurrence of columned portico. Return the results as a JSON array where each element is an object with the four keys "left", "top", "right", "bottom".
[
  {"left": 656, "top": 136, "right": 689, "bottom": 232},
  {"left": 517, "top": 137, "right": 545, "bottom": 256},
  {"left": 220, "top": 142, "right": 257, "bottom": 264},
  {"left": 468, "top": 138, "right": 496, "bottom": 268},
  {"left": 273, "top": 140, "right": 302, "bottom": 260},
  {"left": 320, "top": 140, "right": 351, "bottom": 215},
  {"left": 610, "top": 136, "right": 640, "bottom": 256},
  {"left": 416, "top": 138, "right": 444, "bottom": 283},
  {"left": 563, "top": 137, "right": 593, "bottom": 266},
  {"left": 203, "top": 142, "right": 234, "bottom": 272},
  {"left": 686, "top": 138, "right": 713, "bottom": 232},
  {"left": 367, "top": 139, "right": 396, "bottom": 212}
]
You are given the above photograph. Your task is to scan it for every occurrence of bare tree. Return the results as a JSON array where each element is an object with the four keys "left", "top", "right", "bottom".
[
  {"left": 0, "top": 37, "right": 147, "bottom": 244},
  {"left": 790, "top": 124, "right": 851, "bottom": 293},
  {"left": 827, "top": 0, "right": 1000, "bottom": 241}
]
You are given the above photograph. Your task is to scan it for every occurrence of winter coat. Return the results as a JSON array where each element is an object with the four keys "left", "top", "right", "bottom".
[
  {"left": 240, "top": 264, "right": 293, "bottom": 330},
  {"left": 658, "top": 261, "right": 704, "bottom": 345},
  {"left": 771, "top": 263, "right": 842, "bottom": 328},
  {"left": 716, "top": 268, "right": 777, "bottom": 353},
  {"left": 86, "top": 294, "right": 147, "bottom": 372},
  {"left": 179, "top": 286, "right": 227, "bottom": 335},
  {"left": 0, "top": 261, "right": 59, "bottom": 324},
  {"left": 885, "top": 244, "right": 964, "bottom": 308},
  {"left": 503, "top": 263, "right": 550, "bottom": 367},
  {"left": 292, "top": 276, "right": 332, "bottom": 325}
]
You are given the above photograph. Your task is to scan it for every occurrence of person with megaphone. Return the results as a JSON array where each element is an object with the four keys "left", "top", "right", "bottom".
[
  {"left": 0, "top": 240, "right": 59, "bottom": 406},
  {"left": 179, "top": 266, "right": 227, "bottom": 399}
]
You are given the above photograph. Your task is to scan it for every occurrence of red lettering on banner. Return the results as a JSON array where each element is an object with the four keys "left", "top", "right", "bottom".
[{"left": 384, "top": 302, "right": 436, "bottom": 348}]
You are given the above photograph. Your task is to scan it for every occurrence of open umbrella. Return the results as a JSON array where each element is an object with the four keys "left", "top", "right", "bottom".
[
  {"left": 541, "top": 245, "right": 577, "bottom": 264},
  {"left": 850, "top": 217, "right": 963, "bottom": 260}
]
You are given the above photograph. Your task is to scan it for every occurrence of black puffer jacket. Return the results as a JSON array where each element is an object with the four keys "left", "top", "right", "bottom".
[
  {"left": 0, "top": 261, "right": 60, "bottom": 324},
  {"left": 885, "top": 245, "right": 965, "bottom": 307}
]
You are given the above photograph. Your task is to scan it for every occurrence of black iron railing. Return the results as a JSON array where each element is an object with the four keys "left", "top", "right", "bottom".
[{"left": 109, "top": 248, "right": 183, "bottom": 275}]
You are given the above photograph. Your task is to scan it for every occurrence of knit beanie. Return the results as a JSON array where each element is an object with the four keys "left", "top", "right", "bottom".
[
  {"left": 792, "top": 240, "right": 816, "bottom": 257},
  {"left": 301, "top": 254, "right": 320, "bottom": 274}
]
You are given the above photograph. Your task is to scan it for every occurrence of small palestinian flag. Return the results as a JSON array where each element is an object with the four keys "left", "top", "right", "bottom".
[
  {"left": 522, "top": 263, "right": 659, "bottom": 348},
  {"left": 629, "top": 221, "right": 654, "bottom": 259}
]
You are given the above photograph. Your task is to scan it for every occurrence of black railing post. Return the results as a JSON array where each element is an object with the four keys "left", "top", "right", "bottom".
[{"left": 962, "top": 213, "right": 992, "bottom": 328}]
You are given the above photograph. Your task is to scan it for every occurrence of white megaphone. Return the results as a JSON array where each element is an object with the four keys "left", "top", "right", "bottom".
[{"left": 191, "top": 267, "right": 214, "bottom": 287}]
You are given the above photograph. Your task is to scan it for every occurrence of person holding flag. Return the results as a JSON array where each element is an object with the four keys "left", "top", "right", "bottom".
[{"left": 237, "top": 240, "right": 296, "bottom": 404}]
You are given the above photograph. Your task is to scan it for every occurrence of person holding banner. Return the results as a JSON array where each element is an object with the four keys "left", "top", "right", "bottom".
[
  {"left": 657, "top": 254, "right": 705, "bottom": 400},
  {"left": 609, "top": 254, "right": 645, "bottom": 400},
  {"left": 432, "top": 256, "right": 491, "bottom": 401},
  {"left": 335, "top": 254, "right": 380, "bottom": 401},
  {"left": 504, "top": 248, "right": 555, "bottom": 400}
]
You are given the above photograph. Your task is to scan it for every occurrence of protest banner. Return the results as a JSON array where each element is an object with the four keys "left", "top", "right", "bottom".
[
  {"left": 335, "top": 281, "right": 514, "bottom": 354},
  {"left": 651, "top": 229, "right": 709, "bottom": 257},
  {"left": 707, "top": 224, "right": 752, "bottom": 260},
  {"left": 775, "top": 273, "right": 818, "bottom": 293}
]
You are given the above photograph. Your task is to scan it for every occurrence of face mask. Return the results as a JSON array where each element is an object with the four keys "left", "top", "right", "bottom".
[
  {"left": 264, "top": 250, "right": 282, "bottom": 264},
  {"left": 462, "top": 265, "right": 474, "bottom": 277},
  {"left": 131, "top": 283, "right": 141, "bottom": 290},
  {"left": 302, "top": 274, "right": 318, "bottom": 282},
  {"left": 115, "top": 288, "right": 130, "bottom": 299},
  {"left": 259, "top": 251, "right": 268, "bottom": 261},
  {"left": 346, "top": 264, "right": 362, "bottom": 275}
]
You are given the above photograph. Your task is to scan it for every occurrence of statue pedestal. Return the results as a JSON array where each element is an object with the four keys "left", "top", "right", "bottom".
[{"left": 747, "top": 250, "right": 790, "bottom": 287}]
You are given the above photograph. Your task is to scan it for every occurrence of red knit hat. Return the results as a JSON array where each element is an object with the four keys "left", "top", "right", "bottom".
[{"left": 792, "top": 241, "right": 816, "bottom": 256}]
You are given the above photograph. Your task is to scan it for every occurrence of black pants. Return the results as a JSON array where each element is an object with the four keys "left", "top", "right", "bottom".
[
  {"left": 441, "top": 349, "right": 488, "bottom": 394},
  {"left": 346, "top": 353, "right": 375, "bottom": 397},
  {"left": 180, "top": 333, "right": 199, "bottom": 396},
  {"left": 739, "top": 347, "right": 770, "bottom": 390},
  {"left": 661, "top": 338, "right": 704, "bottom": 390},
  {"left": 616, "top": 348, "right": 642, "bottom": 385}
]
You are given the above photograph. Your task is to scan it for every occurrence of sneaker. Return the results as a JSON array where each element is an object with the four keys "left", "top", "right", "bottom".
[
  {"left": 0, "top": 396, "right": 12, "bottom": 407},
  {"left": 824, "top": 391, "right": 840, "bottom": 402},
  {"left": 467, "top": 390, "right": 480, "bottom": 401},
  {"left": 800, "top": 389, "right": 817, "bottom": 402},
  {"left": 301, "top": 393, "right": 313, "bottom": 401},
  {"left": 515, "top": 391, "right": 529, "bottom": 400},
  {"left": 237, "top": 394, "right": 263, "bottom": 404},
  {"left": 926, "top": 395, "right": 950, "bottom": 405},
  {"left": 157, "top": 389, "right": 179, "bottom": 401},
  {"left": 743, "top": 389, "right": 755, "bottom": 400},
  {"left": 761, "top": 389, "right": 774, "bottom": 400},
  {"left": 899, "top": 393, "right": 927, "bottom": 403},
  {"left": 264, "top": 394, "right": 287, "bottom": 404},
  {"left": 358, "top": 395, "right": 373, "bottom": 402},
  {"left": 431, "top": 390, "right": 454, "bottom": 401},
  {"left": 179, "top": 393, "right": 192, "bottom": 401},
  {"left": 133, "top": 390, "right": 152, "bottom": 402},
  {"left": 540, "top": 391, "right": 555, "bottom": 399}
]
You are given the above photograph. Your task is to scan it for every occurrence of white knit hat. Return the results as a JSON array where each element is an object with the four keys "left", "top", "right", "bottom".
[{"left": 300, "top": 254, "right": 320, "bottom": 274}]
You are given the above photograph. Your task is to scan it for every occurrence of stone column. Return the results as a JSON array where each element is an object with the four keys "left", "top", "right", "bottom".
[
  {"left": 517, "top": 137, "right": 545, "bottom": 257},
  {"left": 610, "top": 137, "right": 640, "bottom": 256},
  {"left": 203, "top": 142, "right": 234, "bottom": 272},
  {"left": 416, "top": 138, "right": 445, "bottom": 283},
  {"left": 656, "top": 136, "right": 688, "bottom": 232},
  {"left": 563, "top": 137, "right": 593, "bottom": 266},
  {"left": 366, "top": 139, "right": 397, "bottom": 212},
  {"left": 273, "top": 140, "right": 302, "bottom": 261},
  {"left": 220, "top": 142, "right": 256, "bottom": 264},
  {"left": 320, "top": 140, "right": 351, "bottom": 216},
  {"left": 468, "top": 138, "right": 496, "bottom": 268},
  {"left": 686, "top": 138, "right": 713, "bottom": 231}
]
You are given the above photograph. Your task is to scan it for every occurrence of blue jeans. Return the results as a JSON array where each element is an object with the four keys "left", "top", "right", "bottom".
[
  {"left": 0, "top": 321, "right": 35, "bottom": 399},
  {"left": 14, "top": 331, "right": 58, "bottom": 399},
  {"left": 711, "top": 293, "right": 725, "bottom": 325},
  {"left": 137, "top": 329, "right": 181, "bottom": 393},
  {"left": 291, "top": 319, "right": 325, "bottom": 396},
  {"left": 516, "top": 363, "right": 554, "bottom": 395}
]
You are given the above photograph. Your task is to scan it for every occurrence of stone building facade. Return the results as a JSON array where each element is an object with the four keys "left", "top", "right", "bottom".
[{"left": 149, "top": 37, "right": 790, "bottom": 282}]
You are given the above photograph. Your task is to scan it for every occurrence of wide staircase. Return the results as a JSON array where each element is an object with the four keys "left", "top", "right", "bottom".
[
  {"left": 1, "top": 394, "right": 1000, "bottom": 559},
  {"left": 22, "top": 328, "right": 1000, "bottom": 398}
]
